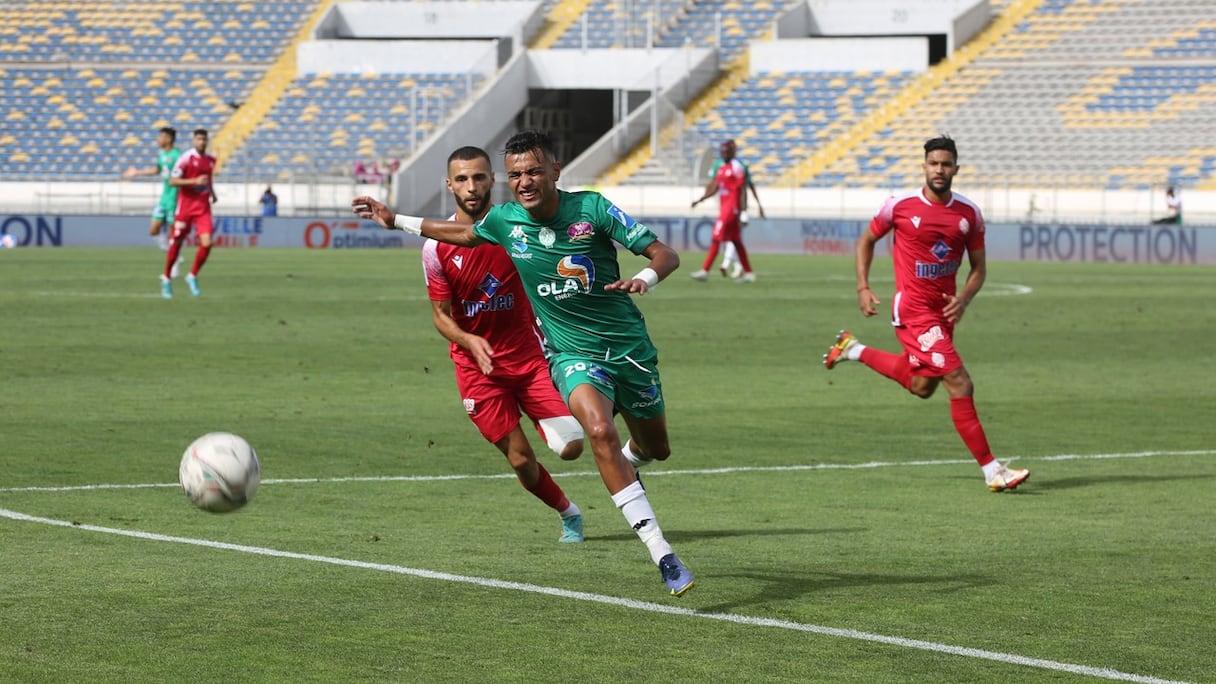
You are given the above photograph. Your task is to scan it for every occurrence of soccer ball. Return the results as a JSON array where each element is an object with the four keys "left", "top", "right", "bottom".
[
  {"left": 178, "top": 432, "right": 261, "bottom": 513},
  {"left": 0, "top": 234, "right": 16, "bottom": 249}
]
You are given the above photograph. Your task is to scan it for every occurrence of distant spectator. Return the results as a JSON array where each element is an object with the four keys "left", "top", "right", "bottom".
[
  {"left": 1154, "top": 187, "right": 1181, "bottom": 224},
  {"left": 260, "top": 186, "right": 278, "bottom": 216},
  {"left": 353, "top": 159, "right": 384, "bottom": 184}
]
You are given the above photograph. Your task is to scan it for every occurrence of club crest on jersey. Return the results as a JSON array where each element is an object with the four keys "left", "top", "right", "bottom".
[
  {"left": 538, "top": 227, "right": 556, "bottom": 248},
  {"left": 567, "top": 222, "right": 594, "bottom": 241},
  {"left": 959, "top": 218, "right": 971, "bottom": 235}
]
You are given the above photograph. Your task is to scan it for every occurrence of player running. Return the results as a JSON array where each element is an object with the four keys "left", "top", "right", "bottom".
[
  {"left": 823, "top": 135, "right": 1029, "bottom": 493},
  {"left": 690, "top": 139, "right": 763, "bottom": 282},
  {"left": 123, "top": 127, "right": 183, "bottom": 273},
  {"left": 353, "top": 130, "right": 695, "bottom": 597},
  {"left": 163, "top": 129, "right": 217, "bottom": 299},
  {"left": 424, "top": 145, "right": 587, "bottom": 543}
]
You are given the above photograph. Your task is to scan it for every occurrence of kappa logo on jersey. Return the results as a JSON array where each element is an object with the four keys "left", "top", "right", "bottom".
[
  {"left": 607, "top": 203, "right": 637, "bottom": 229},
  {"left": 536, "top": 254, "right": 596, "bottom": 300},
  {"left": 509, "top": 226, "right": 526, "bottom": 240},
  {"left": 930, "top": 239, "right": 951, "bottom": 261},
  {"left": 917, "top": 325, "right": 945, "bottom": 352},
  {"left": 911, "top": 216, "right": 922, "bottom": 229},
  {"left": 567, "top": 222, "right": 594, "bottom": 241}
]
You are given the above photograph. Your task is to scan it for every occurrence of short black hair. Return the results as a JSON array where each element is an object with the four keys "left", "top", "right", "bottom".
[
  {"left": 159, "top": 126, "right": 176, "bottom": 142},
  {"left": 193, "top": 128, "right": 208, "bottom": 137},
  {"left": 924, "top": 135, "right": 957, "bottom": 161},
  {"left": 503, "top": 130, "right": 557, "bottom": 163},
  {"left": 447, "top": 146, "right": 491, "bottom": 166}
]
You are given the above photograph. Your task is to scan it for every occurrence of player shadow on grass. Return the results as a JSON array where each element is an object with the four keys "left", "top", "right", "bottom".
[
  {"left": 1013, "top": 472, "right": 1209, "bottom": 492},
  {"left": 696, "top": 569, "right": 992, "bottom": 615},
  {"left": 591, "top": 527, "right": 868, "bottom": 543}
]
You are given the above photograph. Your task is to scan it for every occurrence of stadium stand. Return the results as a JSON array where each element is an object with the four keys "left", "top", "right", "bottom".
[
  {"left": 805, "top": 0, "right": 1216, "bottom": 190},
  {"left": 548, "top": 0, "right": 783, "bottom": 64},
  {"left": 0, "top": 0, "right": 318, "bottom": 180},
  {"left": 225, "top": 72, "right": 485, "bottom": 182}
]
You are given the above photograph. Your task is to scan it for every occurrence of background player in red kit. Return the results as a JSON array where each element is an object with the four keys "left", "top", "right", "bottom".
[
  {"left": 163, "top": 128, "right": 217, "bottom": 298},
  {"left": 823, "top": 135, "right": 1029, "bottom": 493},
  {"left": 690, "top": 139, "right": 757, "bottom": 283},
  {"left": 422, "top": 145, "right": 587, "bottom": 542}
]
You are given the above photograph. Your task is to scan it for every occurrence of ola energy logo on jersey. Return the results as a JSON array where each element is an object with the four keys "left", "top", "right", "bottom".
[{"left": 538, "top": 255, "right": 596, "bottom": 300}]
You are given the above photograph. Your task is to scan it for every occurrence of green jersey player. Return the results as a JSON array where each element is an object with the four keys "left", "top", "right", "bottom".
[
  {"left": 352, "top": 130, "right": 695, "bottom": 597},
  {"left": 123, "top": 126, "right": 181, "bottom": 251}
]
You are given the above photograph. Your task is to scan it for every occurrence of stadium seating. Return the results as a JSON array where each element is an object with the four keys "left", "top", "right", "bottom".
[
  {"left": 548, "top": 0, "right": 783, "bottom": 63},
  {"left": 678, "top": 70, "right": 916, "bottom": 187},
  {"left": 0, "top": 66, "right": 258, "bottom": 179},
  {"left": 224, "top": 72, "right": 485, "bottom": 182},
  {"left": 803, "top": 0, "right": 1216, "bottom": 189}
]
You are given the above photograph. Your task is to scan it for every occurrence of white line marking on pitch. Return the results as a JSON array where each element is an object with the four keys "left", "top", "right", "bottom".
[
  {"left": 0, "top": 507, "right": 1191, "bottom": 684},
  {"left": 1, "top": 449, "right": 1211, "bottom": 494}
]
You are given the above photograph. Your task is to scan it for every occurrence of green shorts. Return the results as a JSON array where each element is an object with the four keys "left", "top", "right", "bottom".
[
  {"left": 549, "top": 350, "right": 665, "bottom": 420},
  {"left": 153, "top": 195, "right": 177, "bottom": 222}
]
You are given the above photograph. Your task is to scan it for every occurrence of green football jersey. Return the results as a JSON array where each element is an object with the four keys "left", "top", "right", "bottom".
[
  {"left": 158, "top": 148, "right": 182, "bottom": 203},
  {"left": 473, "top": 190, "right": 659, "bottom": 361}
]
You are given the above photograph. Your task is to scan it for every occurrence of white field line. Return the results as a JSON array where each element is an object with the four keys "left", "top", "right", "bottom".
[
  {"left": 0, "top": 507, "right": 1193, "bottom": 684},
  {"left": 1, "top": 449, "right": 1212, "bottom": 494}
]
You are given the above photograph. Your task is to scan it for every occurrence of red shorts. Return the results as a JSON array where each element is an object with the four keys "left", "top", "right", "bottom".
[
  {"left": 893, "top": 317, "right": 964, "bottom": 377},
  {"left": 173, "top": 210, "right": 213, "bottom": 238},
  {"left": 712, "top": 214, "right": 741, "bottom": 242},
  {"left": 454, "top": 355, "right": 572, "bottom": 445}
]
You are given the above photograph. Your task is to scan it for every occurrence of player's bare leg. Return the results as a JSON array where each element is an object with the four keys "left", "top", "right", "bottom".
[
  {"left": 494, "top": 426, "right": 583, "bottom": 542},
  {"left": 568, "top": 385, "right": 694, "bottom": 595},
  {"left": 618, "top": 412, "right": 671, "bottom": 469},
  {"left": 941, "top": 368, "right": 1029, "bottom": 492}
]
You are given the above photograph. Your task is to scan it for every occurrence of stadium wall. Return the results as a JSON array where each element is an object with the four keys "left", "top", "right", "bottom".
[{"left": 4, "top": 214, "right": 1211, "bottom": 266}]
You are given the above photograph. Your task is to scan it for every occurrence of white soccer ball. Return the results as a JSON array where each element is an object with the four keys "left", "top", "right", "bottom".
[
  {"left": 0, "top": 234, "right": 16, "bottom": 249},
  {"left": 178, "top": 432, "right": 261, "bottom": 513}
]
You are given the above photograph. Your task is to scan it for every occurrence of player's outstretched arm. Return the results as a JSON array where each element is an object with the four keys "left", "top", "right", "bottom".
[
  {"left": 604, "top": 240, "right": 679, "bottom": 296},
  {"left": 855, "top": 230, "right": 881, "bottom": 317},
  {"left": 351, "top": 195, "right": 484, "bottom": 247},
  {"left": 122, "top": 166, "right": 157, "bottom": 178}
]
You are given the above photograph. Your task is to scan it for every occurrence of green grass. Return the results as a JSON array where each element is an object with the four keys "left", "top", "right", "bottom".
[{"left": 1, "top": 247, "right": 1214, "bottom": 683}]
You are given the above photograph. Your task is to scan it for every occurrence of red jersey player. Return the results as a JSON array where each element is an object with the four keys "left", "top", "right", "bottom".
[
  {"left": 421, "top": 146, "right": 586, "bottom": 543},
  {"left": 690, "top": 139, "right": 762, "bottom": 282},
  {"left": 163, "top": 128, "right": 217, "bottom": 299},
  {"left": 823, "top": 135, "right": 1029, "bottom": 493}
]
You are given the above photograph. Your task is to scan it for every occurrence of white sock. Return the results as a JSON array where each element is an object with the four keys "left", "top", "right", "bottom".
[
  {"left": 981, "top": 460, "right": 1003, "bottom": 480},
  {"left": 559, "top": 502, "right": 581, "bottom": 518},
  {"left": 721, "top": 242, "right": 738, "bottom": 268},
  {"left": 610, "top": 480, "right": 672, "bottom": 565},
  {"left": 847, "top": 343, "right": 866, "bottom": 361},
  {"left": 621, "top": 440, "right": 653, "bottom": 468}
]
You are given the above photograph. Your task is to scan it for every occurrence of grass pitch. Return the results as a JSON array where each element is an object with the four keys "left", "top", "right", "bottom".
[{"left": 1, "top": 247, "right": 1213, "bottom": 683}]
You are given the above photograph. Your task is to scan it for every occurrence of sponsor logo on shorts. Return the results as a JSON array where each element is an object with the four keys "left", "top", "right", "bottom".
[
  {"left": 567, "top": 222, "right": 594, "bottom": 241},
  {"left": 630, "top": 383, "right": 662, "bottom": 409},
  {"left": 917, "top": 325, "right": 945, "bottom": 352}
]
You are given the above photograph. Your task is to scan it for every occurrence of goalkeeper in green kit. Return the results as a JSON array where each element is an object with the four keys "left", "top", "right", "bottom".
[{"left": 353, "top": 130, "right": 694, "bottom": 597}]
